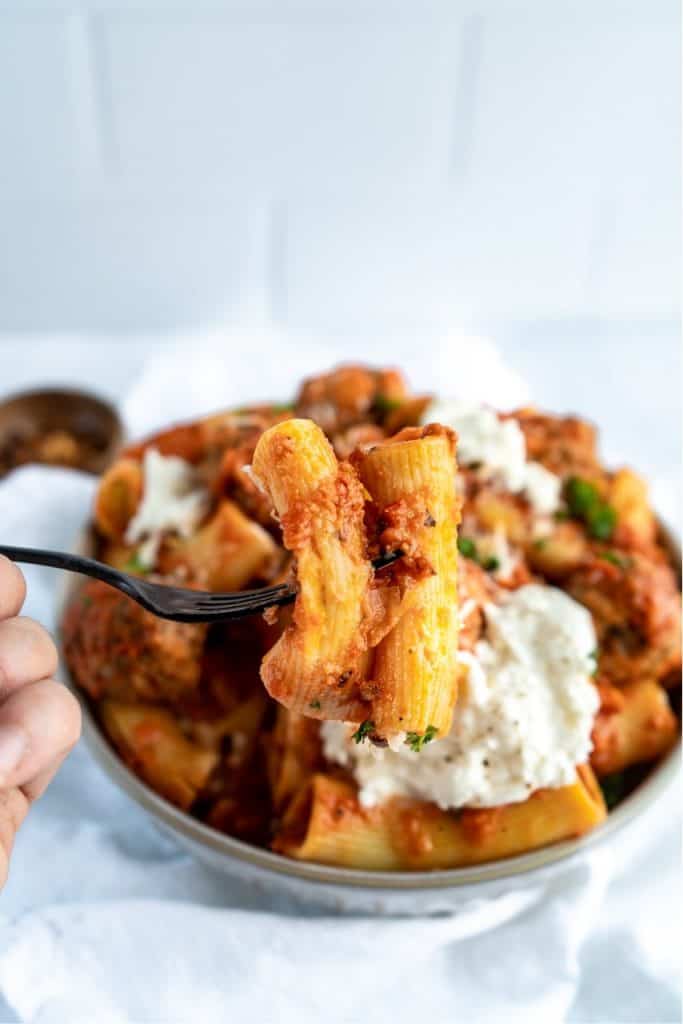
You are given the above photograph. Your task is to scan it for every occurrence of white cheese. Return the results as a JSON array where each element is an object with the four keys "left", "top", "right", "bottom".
[
  {"left": 421, "top": 399, "right": 561, "bottom": 515},
  {"left": 321, "top": 584, "right": 599, "bottom": 810},
  {"left": 522, "top": 461, "right": 562, "bottom": 516},
  {"left": 125, "top": 449, "right": 209, "bottom": 568}
]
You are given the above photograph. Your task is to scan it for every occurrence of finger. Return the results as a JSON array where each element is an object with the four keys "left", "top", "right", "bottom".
[
  {"left": 20, "top": 748, "right": 69, "bottom": 802},
  {"left": 0, "top": 617, "right": 59, "bottom": 700},
  {"left": 0, "top": 787, "right": 30, "bottom": 890},
  {"left": 0, "top": 556, "right": 26, "bottom": 620},
  {"left": 0, "top": 678, "right": 81, "bottom": 789}
]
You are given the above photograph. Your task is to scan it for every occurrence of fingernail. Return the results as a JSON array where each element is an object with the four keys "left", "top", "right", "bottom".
[{"left": 0, "top": 724, "right": 27, "bottom": 781}]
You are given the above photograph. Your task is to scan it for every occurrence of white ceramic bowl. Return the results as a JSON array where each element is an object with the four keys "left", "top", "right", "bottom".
[{"left": 56, "top": 528, "right": 681, "bottom": 914}]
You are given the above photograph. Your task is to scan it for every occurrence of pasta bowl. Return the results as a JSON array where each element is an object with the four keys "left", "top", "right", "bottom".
[{"left": 56, "top": 525, "right": 681, "bottom": 915}]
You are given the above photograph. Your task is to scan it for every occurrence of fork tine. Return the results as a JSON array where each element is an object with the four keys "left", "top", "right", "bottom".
[
  {"left": 189, "top": 588, "right": 294, "bottom": 612},
  {"left": 196, "top": 583, "right": 295, "bottom": 605},
  {"left": 166, "top": 595, "right": 293, "bottom": 623}
]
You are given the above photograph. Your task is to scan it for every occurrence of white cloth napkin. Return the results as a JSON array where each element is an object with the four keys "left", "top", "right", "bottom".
[{"left": 0, "top": 331, "right": 679, "bottom": 1024}]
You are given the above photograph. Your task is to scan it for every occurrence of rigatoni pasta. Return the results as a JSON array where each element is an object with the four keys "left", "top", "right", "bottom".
[
  {"left": 101, "top": 700, "right": 218, "bottom": 811},
  {"left": 274, "top": 768, "right": 606, "bottom": 870},
  {"left": 158, "top": 498, "right": 280, "bottom": 591},
  {"left": 355, "top": 425, "right": 460, "bottom": 738},
  {"left": 252, "top": 419, "right": 461, "bottom": 738},
  {"left": 267, "top": 707, "right": 323, "bottom": 813},
  {"left": 591, "top": 679, "right": 678, "bottom": 776},
  {"left": 61, "top": 363, "right": 680, "bottom": 873},
  {"left": 251, "top": 418, "right": 374, "bottom": 720}
]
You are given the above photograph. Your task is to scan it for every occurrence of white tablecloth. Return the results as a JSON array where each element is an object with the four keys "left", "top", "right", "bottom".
[{"left": 0, "top": 330, "right": 680, "bottom": 1023}]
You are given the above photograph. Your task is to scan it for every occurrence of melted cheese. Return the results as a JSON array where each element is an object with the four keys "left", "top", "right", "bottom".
[
  {"left": 421, "top": 399, "right": 561, "bottom": 514},
  {"left": 125, "top": 449, "right": 208, "bottom": 567},
  {"left": 321, "top": 584, "right": 599, "bottom": 809}
]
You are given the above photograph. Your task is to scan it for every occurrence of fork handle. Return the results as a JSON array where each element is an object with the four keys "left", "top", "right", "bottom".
[{"left": 0, "top": 544, "right": 138, "bottom": 600}]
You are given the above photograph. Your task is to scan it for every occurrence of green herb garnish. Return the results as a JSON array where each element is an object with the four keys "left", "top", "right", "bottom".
[
  {"left": 123, "top": 552, "right": 149, "bottom": 575},
  {"left": 566, "top": 477, "right": 599, "bottom": 517},
  {"left": 309, "top": 700, "right": 321, "bottom": 710},
  {"left": 589, "top": 647, "right": 600, "bottom": 675},
  {"left": 405, "top": 724, "right": 438, "bottom": 753},
  {"left": 565, "top": 476, "right": 617, "bottom": 541},
  {"left": 273, "top": 402, "right": 294, "bottom": 413},
  {"left": 599, "top": 771, "right": 626, "bottom": 811},
  {"left": 533, "top": 537, "right": 548, "bottom": 550},
  {"left": 599, "top": 550, "right": 631, "bottom": 569},
  {"left": 586, "top": 504, "right": 617, "bottom": 541},
  {"left": 351, "top": 720, "right": 375, "bottom": 744},
  {"left": 373, "top": 394, "right": 403, "bottom": 414},
  {"left": 458, "top": 537, "right": 502, "bottom": 573},
  {"left": 457, "top": 536, "right": 478, "bottom": 560}
]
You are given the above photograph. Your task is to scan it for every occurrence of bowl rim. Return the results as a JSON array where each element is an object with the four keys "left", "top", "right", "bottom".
[
  {"left": 57, "top": 524, "right": 682, "bottom": 893},
  {"left": 0, "top": 385, "right": 122, "bottom": 422}
]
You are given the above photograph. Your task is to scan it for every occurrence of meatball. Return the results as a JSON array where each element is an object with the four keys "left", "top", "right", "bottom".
[
  {"left": 512, "top": 410, "right": 599, "bottom": 479},
  {"left": 295, "top": 364, "right": 408, "bottom": 434},
  {"left": 63, "top": 579, "right": 206, "bottom": 703},
  {"left": 565, "top": 552, "right": 681, "bottom": 685}
]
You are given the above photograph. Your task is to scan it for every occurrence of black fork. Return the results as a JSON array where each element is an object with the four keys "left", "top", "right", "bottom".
[{"left": 0, "top": 545, "right": 401, "bottom": 623}]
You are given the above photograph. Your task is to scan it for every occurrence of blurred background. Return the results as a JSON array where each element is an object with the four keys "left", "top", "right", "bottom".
[{"left": 0, "top": 0, "right": 680, "bottom": 511}]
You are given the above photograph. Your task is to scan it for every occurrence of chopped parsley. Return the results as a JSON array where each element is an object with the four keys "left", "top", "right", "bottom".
[
  {"left": 309, "top": 699, "right": 322, "bottom": 710},
  {"left": 565, "top": 476, "right": 617, "bottom": 541},
  {"left": 351, "top": 720, "right": 375, "bottom": 744},
  {"left": 533, "top": 537, "right": 548, "bottom": 550},
  {"left": 599, "top": 771, "right": 626, "bottom": 811},
  {"left": 599, "top": 550, "right": 632, "bottom": 569},
  {"left": 458, "top": 536, "right": 500, "bottom": 574},
  {"left": 586, "top": 504, "right": 617, "bottom": 541},
  {"left": 457, "top": 536, "right": 478, "bottom": 560},
  {"left": 373, "top": 394, "right": 403, "bottom": 414},
  {"left": 589, "top": 647, "right": 600, "bottom": 675},
  {"left": 566, "top": 476, "right": 598, "bottom": 517},
  {"left": 405, "top": 724, "right": 438, "bottom": 752},
  {"left": 123, "top": 552, "right": 149, "bottom": 575}
]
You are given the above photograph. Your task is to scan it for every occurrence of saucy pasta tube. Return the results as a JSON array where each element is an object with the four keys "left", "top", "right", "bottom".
[
  {"left": 355, "top": 425, "right": 460, "bottom": 738},
  {"left": 274, "top": 768, "right": 606, "bottom": 870}
]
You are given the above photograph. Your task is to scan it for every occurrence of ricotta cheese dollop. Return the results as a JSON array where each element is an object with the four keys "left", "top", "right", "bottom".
[
  {"left": 321, "top": 584, "right": 599, "bottom": 810},
  {"left": 125, "top": 448, "right": 209, "bottom": 568},
  {"left": 420, "top": 399, "right": 561, "bottom": 515}
]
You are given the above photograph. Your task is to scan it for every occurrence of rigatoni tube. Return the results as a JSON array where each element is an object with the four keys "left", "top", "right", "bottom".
[
  {"left": 356, "top": 425, "right": 460, "bottom": 738},
  {"left": 252, "top": 419, "right": 372, "bottom": 720}
]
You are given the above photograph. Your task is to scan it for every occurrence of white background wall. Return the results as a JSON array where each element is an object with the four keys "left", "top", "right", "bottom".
[
  {"left": 0, "top": 0, "right": 679, "bottom": 333},
  {"left": 0, "top": 0, "right": 679, "bottom": 511}
]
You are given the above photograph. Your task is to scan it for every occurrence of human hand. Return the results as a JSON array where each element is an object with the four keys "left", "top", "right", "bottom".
[{"left": 0, "top": 555, "right": 81, "bottom": 888}]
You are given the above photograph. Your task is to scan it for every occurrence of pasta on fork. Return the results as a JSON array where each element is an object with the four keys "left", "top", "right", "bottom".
[
  {"left": 251, "top": 418, "right": 461, "bottom": 739},
  {"left": 251, "top": 418, "right": 374, "bottom": 721},
  {"left": 354, "top": 425, "right": 460, "bottom": 738}
]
